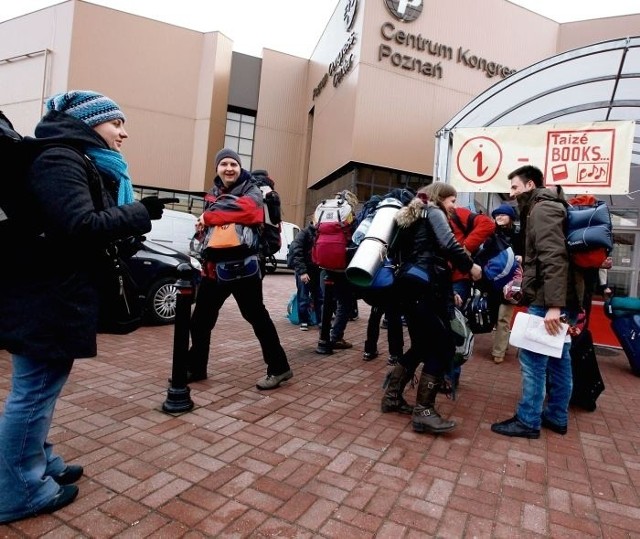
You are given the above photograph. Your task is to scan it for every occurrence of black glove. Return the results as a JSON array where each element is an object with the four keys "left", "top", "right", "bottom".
[{"left": 140, "top": 197, "right": 178, "bottom": 220}]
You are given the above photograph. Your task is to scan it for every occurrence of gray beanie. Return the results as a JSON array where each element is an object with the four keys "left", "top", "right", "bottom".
[
  {"left": 46, "top": 90, "right": 125, "bottom": 127},
  {"left": 215, "top": 148, "right": 242, "bottom": 169}
]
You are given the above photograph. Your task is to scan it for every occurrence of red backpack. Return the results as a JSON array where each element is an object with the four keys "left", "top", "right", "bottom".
[{"left": 311, "top": 196, "right": 354, "bottom": 270}]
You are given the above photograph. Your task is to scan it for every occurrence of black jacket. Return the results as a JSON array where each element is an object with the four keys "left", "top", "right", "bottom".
[
  {"left": 0, "top": 110, "right": 151, "bottom": 361},
  {"left": 288, "top": 224, "right": 319, "bottom": 276},
  {"left": 394, "top": 199, "right": 474, "bottom": 292}
]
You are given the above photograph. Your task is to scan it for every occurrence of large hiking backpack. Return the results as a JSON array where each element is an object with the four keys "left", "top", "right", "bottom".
[
  {"left": 565, "top": 195, "right": 612, "bottom": 269},
  {"left": 251, "top": 169, "right": 282, "bottom": 257},
  {"left": 311, "top": 194, "right": 354, "bottom": 270}
]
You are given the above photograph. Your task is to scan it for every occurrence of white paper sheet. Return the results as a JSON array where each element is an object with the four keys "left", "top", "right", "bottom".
[{"left": 509, "top": 312, "right": 569, "bottom": 358}]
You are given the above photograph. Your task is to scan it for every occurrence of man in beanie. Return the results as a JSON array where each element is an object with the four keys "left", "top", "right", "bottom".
[
  {"left": 489, "top": 203, "right": 521, "bottom": 364},
  {"left": 0, "top": 90, "right": 157, "bottom": 522},
  {"left": 187, "top": 149, "right": 293, "bottom": 390}
]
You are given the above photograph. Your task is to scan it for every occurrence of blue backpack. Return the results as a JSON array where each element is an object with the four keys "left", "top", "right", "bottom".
[
  {"left": 474, "top": 234, "right": 518, "bottom": 290},
  {"left": 285, "top": 292, "right": 318, "bottom": 326}
]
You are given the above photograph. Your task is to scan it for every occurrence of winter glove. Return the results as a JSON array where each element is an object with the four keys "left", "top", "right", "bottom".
[{"left": 140, "top": 197, "right": 178, "bottom": 220}]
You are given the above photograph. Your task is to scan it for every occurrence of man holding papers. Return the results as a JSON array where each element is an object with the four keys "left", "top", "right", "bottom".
[{"left": 491, "top": 166, "right": 583, "bottom": 439}]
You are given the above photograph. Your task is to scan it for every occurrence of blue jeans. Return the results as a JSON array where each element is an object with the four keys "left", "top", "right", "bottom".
[
  {"left": 295, "top": 271, "right": 323, "bottom": 325},
  {"left": 0, "top": 354, "right": 74, "bottom": 523},
  {"left": 516, "top": 305, "right": 573, "bottom": 429}
]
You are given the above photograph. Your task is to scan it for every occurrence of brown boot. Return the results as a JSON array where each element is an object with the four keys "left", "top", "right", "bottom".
[
  {"left": 412, "top": 373, "right": 456, "bottom": 433},
  {"left": 381, "top": 364, "right": 413, "bottom": 415}
]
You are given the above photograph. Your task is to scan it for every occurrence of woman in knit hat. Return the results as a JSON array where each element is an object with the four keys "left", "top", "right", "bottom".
[
  {"left": 489, "top": 203, "right": 522, "bottom": 364},
  {"left": 0, "top": 90, "right": 167, "bottom": 523},
  {"left": 186, "top": 148, "right": 293, "bottom": 390}
]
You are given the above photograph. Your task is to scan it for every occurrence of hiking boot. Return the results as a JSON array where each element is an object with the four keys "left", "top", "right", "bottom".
[
  {"left": 300, "top": 323, "right": 308, "bottom": 331},
  {"left": 331, "top": 339, "right": 353, "bottom": 350},
  {"left": 256, "top": 369, "right": 293, "bottom": 390},
  {"left": 412, "top": 374, "right": 456, "bottom": 433},
  {"left": 362, "top": 350, "right": 379, "bottom": 361},
  {"left": 381, "top": 364, "right": 413, "bottom": 415},
  {"left": 315, "top": 340, "right": 333, "bottom": 354}
]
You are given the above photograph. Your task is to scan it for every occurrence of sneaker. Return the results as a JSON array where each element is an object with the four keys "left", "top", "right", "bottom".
[
  {"left": 362, "top": 350, "right": 379, "bottom": 361},
  {"left": 331, "top": 339, "right": 353, "bottom": 350},
  {"left": 387, "top": 355, "right": 399, "bottom": 366},
  {"left": 300, "top": 323, "right": 308, "bottom": 331},
  {"left": 492, "top": 356, "right": 504, "bottom": 364},
  {"left": 256, "top": 369, "right": 293, "bottom": 390}
]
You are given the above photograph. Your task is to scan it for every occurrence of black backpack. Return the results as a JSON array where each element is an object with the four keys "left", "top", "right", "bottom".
[
  {"left": 251, "top": 169, "right": 282, "bottom": 257},
  {"left": 0, "top": 111, "right": 44, "bottom": 244}
]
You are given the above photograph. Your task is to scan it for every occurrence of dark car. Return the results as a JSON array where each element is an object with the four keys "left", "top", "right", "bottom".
[{"left": 127, "top": 239, "right": 201, "bottom": 325}]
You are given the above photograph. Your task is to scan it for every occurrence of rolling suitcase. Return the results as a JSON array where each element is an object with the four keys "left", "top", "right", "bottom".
[
  {"left": 611, "top": 314, "right": 640, "bottom": 376},
  {"left": 569, "top": 329, "right": 605, "bottom": 411}
]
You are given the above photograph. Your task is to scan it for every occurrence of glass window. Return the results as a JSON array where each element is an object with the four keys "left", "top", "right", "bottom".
[
  {"left": 226, "top": 120, "right": 240, "bottom": 137},
  {"left": 240, "top": 123, "right": 254, "bottom": 139},
  {"left": 238, "top": 138, "right": 253, "bottom": 155},
  {"left": 224, "top": 111, "right": 256, "bottom": 169},
  {"left": 224, "top": 136, "right": 239, "bottom": 151}
]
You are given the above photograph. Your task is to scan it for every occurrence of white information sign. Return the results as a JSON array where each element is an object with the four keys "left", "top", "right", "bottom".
[{"left": 450, "top": 121, "right": 634, "bottom": 194}]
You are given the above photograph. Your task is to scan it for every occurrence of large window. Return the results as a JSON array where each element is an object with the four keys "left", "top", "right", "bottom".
[{"left": 224, "top": 111, "right": 255, "bottom": 171}]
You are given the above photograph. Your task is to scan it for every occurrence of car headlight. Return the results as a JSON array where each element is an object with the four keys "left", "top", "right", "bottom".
[{"left": 189, "top": 256, "right": 202, "bottom": 272}]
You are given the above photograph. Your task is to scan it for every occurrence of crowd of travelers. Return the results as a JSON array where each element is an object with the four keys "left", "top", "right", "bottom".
[{"left": 0, "top": 89, "right": 593, "bottom": 523}]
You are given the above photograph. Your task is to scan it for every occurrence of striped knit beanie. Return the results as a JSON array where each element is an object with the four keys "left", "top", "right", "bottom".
[{"left": 46, "top": 90, "right": 125, "bottom": 127}]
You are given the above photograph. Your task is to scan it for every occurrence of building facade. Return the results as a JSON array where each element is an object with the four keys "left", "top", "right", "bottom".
[{"left": 1, "top": 0, "right": 639, "bottom": 293}]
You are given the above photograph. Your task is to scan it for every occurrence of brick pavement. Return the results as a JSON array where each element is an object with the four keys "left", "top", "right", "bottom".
[{"left": 1, "top": 272, "right": 639, "bottom": 538}]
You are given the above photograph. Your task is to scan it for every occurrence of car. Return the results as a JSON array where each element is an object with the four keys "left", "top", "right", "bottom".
[
  {"left": 143, "top": 208, "right": 198, "bottom": 256},
  {"left": 126, "top": 238, "right": 201, "bottom": 325},
  {"left": 264, "top": 221, "right": 300, "bottom": 273}
]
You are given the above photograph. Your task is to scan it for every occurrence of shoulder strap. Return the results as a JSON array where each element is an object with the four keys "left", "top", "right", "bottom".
[{"left": 450, "top": 210, "right": 477, "bottom": 236}]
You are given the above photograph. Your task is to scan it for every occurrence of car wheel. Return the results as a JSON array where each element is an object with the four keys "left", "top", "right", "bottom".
[
  {"left": 146, "top": 277, "right": 179, "bottom": 324},
  {"left": 265, "top": 255, "right": 277, "bottom": 274}
]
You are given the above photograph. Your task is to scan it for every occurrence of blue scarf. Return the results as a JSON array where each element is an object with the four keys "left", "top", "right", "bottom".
[{"left": 85, "top": 147, "right": 135, "bottom": 206}]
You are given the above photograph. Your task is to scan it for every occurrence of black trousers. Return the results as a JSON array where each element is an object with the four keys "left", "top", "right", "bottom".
[
  {"left": 399, "top": 285, "right": 454, "bottom": 378},
  {"left": 188, "top": 277, "right": 289, "bottom": 376},
  {"left": 364, "top": 305, "right": 403, "bottom": 356}
]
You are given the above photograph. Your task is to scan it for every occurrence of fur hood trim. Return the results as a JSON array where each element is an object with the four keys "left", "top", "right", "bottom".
[{"left": 396, "top": 198, "right": 431, "bottom": 228}]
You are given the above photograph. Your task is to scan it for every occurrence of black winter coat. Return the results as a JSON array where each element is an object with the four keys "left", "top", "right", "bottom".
[
  {"left": 288, "top": 224, "right": 319, "bottom": 277},
  {"left": 394, "top": 199, "right": 474, "bottom": 294},
  {"left": 0, "top": 110, "right": 151, "bottom": 361}
]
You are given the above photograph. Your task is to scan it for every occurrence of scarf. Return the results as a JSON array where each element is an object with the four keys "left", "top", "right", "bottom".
[{"left": 85, "top": 147, "right": 135, "bottom": 206}]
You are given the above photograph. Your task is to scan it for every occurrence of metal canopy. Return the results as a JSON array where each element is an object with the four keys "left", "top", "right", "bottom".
[{"left": 435, "top": 36, "right": 640, "bottom": 197}]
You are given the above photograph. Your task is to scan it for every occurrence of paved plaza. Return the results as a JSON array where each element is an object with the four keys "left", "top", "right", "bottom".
[{"left": 1, "top": 272, "right": 639, "bottom": 538}]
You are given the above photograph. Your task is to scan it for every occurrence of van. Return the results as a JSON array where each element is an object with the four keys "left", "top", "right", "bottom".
[
  {"left": 144, "top": 209, "right": 198, "bottom": 256},
  {"left": 265, "top": 221, "right": 300, "bottom": 273}
]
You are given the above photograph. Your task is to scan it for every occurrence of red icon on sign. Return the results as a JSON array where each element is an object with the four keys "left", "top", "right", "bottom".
[
  {"left": 551, "top": 164, "right": 568, "bottom": 181},
  {"left": 456, "top": 136, "right": 502, "bottom": 184}
]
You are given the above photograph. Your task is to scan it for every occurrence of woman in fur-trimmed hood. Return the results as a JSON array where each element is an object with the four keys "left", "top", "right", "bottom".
[{"left": 381, "top": 186, "right": 482, "bottom": 435}]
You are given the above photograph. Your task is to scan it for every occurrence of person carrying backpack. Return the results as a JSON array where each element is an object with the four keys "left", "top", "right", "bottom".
[
  {"left": 312, "top": 190, "right": 359, "bottom": 354},
  {"left": 288, "top": 221, "right": 323, "bottom": 330},
  {"left": 424, "top": 182, "right": 495, "bottom": 389},
  {"left": 0, "top": 91, "right": 162, "bottom": 523},
  {"left": 186, "top": 149, "right": 292, "bottom": 390},
  {"left": 487, "top": 203, "right": 521, "bottom": 364},
  {"left": 492, "top": 165, "right": 583, "bottom": 439}
]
